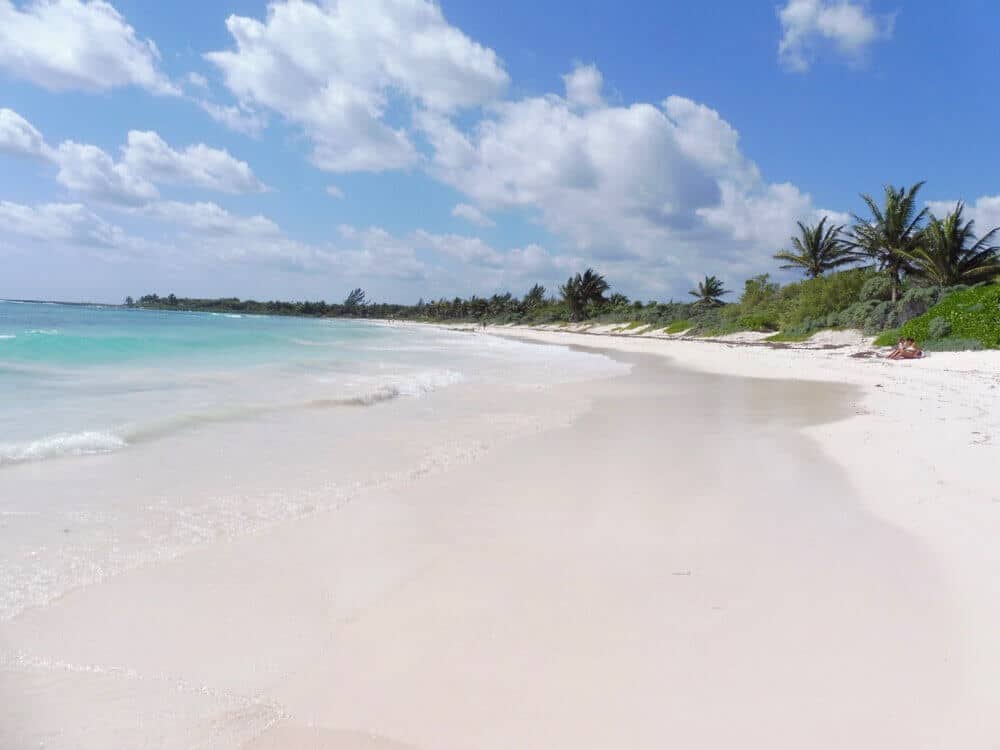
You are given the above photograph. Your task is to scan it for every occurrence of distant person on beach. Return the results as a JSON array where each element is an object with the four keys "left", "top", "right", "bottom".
[
  {"left": 903, "top": 338, "right": 924, "bottom": 358},
  {"left": 888, "top": 337, "right": 923, "bottom": 360}
]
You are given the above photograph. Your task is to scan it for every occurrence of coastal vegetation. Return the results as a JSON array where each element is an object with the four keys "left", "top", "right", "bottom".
[
  {"left": 131, "top": 182, "right": 1000, "bottom": 349},
  {"left": 901, "top": 204, "right": 1000, "bottom": 286},
  {"left": 689, "top": 276, "right": 731, "bottom": 307},
  {"left": 560, "top": 269, "right": 610, "bottom": 321},
  {"left": 773, "top": 217, "right": 854, "bottom": 278},
  {"left": 844, "top": 183, "right": 929, "bottom": 303},
  {"left": 875, "top": 284, "right": 1000, "bottom": 350}
]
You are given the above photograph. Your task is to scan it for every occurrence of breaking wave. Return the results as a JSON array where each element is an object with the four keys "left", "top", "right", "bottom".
[
  {"left": 0, "top": 431, "right": 127, "bottom": 465},
  {"left": 0, "top": 370, "right": 464, "bottom": 467}
]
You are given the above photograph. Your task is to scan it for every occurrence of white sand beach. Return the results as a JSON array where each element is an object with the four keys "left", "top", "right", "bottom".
[
  {"left": 5, "top": 0, "right": 1000, "bottom": 745},
  {"left": 3, "top": 327, "right": 999, "bottom": 748}
]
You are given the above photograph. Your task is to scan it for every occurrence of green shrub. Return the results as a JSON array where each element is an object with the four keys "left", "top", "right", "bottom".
[
  {"left": 873, "top": 329, "right": 900, "bottom": 346},
  {"left": 686, "top": 307, "right": 726, "bottom": 335},
  {"left": 897, "top": 284, "right": 1000, "bottom": 348},
  {"left": 896, "top": 286, "right": 943, "bottom": 326},
  {"left": 834, "top": 300, "right": 895, "bottom": 333},
  {"left": 825, "top": 285, "right": 959, "bottom": 334},
  {"left": 869, "top": 301, "right": 897, "bottom": 332},
  {"left": 776, "top": 317, "right": 827, "bottom": 338},
  {"left": 718, "top": 274, "right": 784, "bottom": 331},
  {"left": 665, "top": 319, "right": 692, "bottom": 334},
  {"left": 921, "top": 338, "right": 984, "bottom": 352},
  {"left": 779, "top": 268, "right": 870, "bottom": 329},
  {"left": 859, "top": 274, "right": 893, "bottom": 302},
  {"left": 737, "top": 312, "right": 781, "bottom": 332},
  {"left": 927, "top": 317, "right": 952, "bottom": 339}
]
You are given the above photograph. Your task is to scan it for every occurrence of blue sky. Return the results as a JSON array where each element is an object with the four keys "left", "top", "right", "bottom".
[{"left": 1, "top": 0, "right": 998, "bottom": 304}]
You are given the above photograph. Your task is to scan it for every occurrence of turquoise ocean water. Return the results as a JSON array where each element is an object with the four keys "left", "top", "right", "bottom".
[
  {"left": 0, "top": 300, "right": 620, "bottom": 464},
  {"left": 1, "top": 300, "right": 628, "bottom": 623}
]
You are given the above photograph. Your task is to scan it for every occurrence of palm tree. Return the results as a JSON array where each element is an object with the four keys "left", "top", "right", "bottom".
[
  {"left": 523, "top": 284, "right": 546, "bottom": 310},
  {"left": 904, "top": 203, "right": 1000, "bottom": 286},
  {"left": 560, "top": 268, "right": 609, "bottom": 321},
  {"left": 688, "top": 275, "right": 730, "bottom": 307},
  {"left": 488, "top": 292, "right": 514, "bottom": 316},
  {"left": 773, "top": 217, "right": 854, "bottom": 278},
  {"left": 343, "top": 288, "right": 366, "bottom": 311},
  {"left": 845, "top": 182, "right": 928, "bottom": 302}
]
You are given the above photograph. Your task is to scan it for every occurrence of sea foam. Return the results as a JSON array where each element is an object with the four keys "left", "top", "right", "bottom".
[
  {"left": 390, "top": 369, "right": 464, "bottom": 396},
  {"left": 0, "top": 431, "right": 127, "bottom": 465}
]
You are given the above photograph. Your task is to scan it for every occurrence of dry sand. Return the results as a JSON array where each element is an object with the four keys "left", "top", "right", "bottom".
[{"left": 3, "top": 329, "right": 999, "bottom": 748}]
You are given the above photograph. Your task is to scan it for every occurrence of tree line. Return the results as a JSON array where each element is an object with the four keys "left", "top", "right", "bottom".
[
  {"left": 130, "top": 181, "right": 999, "bottom": 334},
  {"left": 773, "top": 183, "right": 999, "bottom": 298}
]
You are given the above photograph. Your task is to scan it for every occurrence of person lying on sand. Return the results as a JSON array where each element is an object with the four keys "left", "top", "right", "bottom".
[
  {"left": 904, "top": 338, "right": 924, "bottom": 358},
  {"left": 895, "top": 338, "right": 924, "bottom": 360},
  {"left": 887, "top": 337, "right": 924, "bottom": 360},
  {"left": 887, "top": 337, "right": 906, "bottom": 360}
]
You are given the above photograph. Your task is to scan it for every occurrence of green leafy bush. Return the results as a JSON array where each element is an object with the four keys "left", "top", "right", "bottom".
[
  {"left": 896, "top": 286, "right": 943, "bottom": 325},
  {"left": 832, "top": 302, "right": 866, "bottom": 329},
  {"left": 869, "top": 301, "right": 897, "bottom": 331},
  {"left": 921, "top": 338, "right": 984, "bottom": 352},
  {"left": 736, "top": 311, "right": 781, "bottom": 331},
  {"left": 873, "top": 328, "right": 900, "bottom": 346},
  {"left": 779, "top": 269, "right": 870, "bottom": 329},
  {"left": 834, "top": 300, "right": 880, "bottom": 331},
  {"left": 897, "top": 284, "right": 1000, "bottom": 348},
  {"left": 715, "top": 274, "right": 784, "bottom": 331},
  {"left": 665, "top": 319, "right": 692, "bottom": 334},
  {"left": 686, "top": 307, "right": 726, "bottom": 335},
  {"left": 859, "top": 274, "right": 893, "bottom": 302},
  {"left": 927, "top": 317, "right": 952, "bottom": 339}
]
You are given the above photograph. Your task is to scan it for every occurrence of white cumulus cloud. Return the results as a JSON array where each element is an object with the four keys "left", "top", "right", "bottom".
[
  {"left": 195, "top": 99, "right": 268, "bottom": 137},
  {"left": 415, "top": 230, "right": 502, "bottom": 266},
  {"left": 134, "top": 201, "right": 327, "bottom": 271},
  {"left": 451, "top": 203, "right": 494, "bottom": 227},
  {"left": 0, "top": 108, "right": 51, "bottom": 159},
  {"left": 54, "top": 140, "right": 159, "bottom": 205},
  {"left": 137, "top": 200, "right": 281, "bottom": 237},
  {"left": 0, "top": 0, "right": 178, "bottom": 94},
  {"left": 563, "top": 63, "right": 604, "bottom": 109},
  {"left": 408, "top": 230, "right": 575, "bottom": 294},
  {"left": 0, "top": 108, "right": 266, "bottom": 203},
  {"left": 778, "top": 0, "right": 894, "bottom": 72},
  {"left": 205, "top": 0, "right": 509, "bottom": 172},
  {"left": 121, "top": 130, "right": 266, "bottom": 194},
  {"left": 417, "top": 67, "right": 843, "bottom": 290},
  {"left": 0, "top": 200, "right": 128, "bottom": 247},
  {"left": 186, "top": 72, "right": 209, "bottom": 90},
  {"left": 331, "top": 225, "right": 428, "bottom": 281}
]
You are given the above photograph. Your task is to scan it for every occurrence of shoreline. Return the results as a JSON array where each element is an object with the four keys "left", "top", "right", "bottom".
[{"left": 3, "top": 324, "right": 999, "bottom": 747}]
